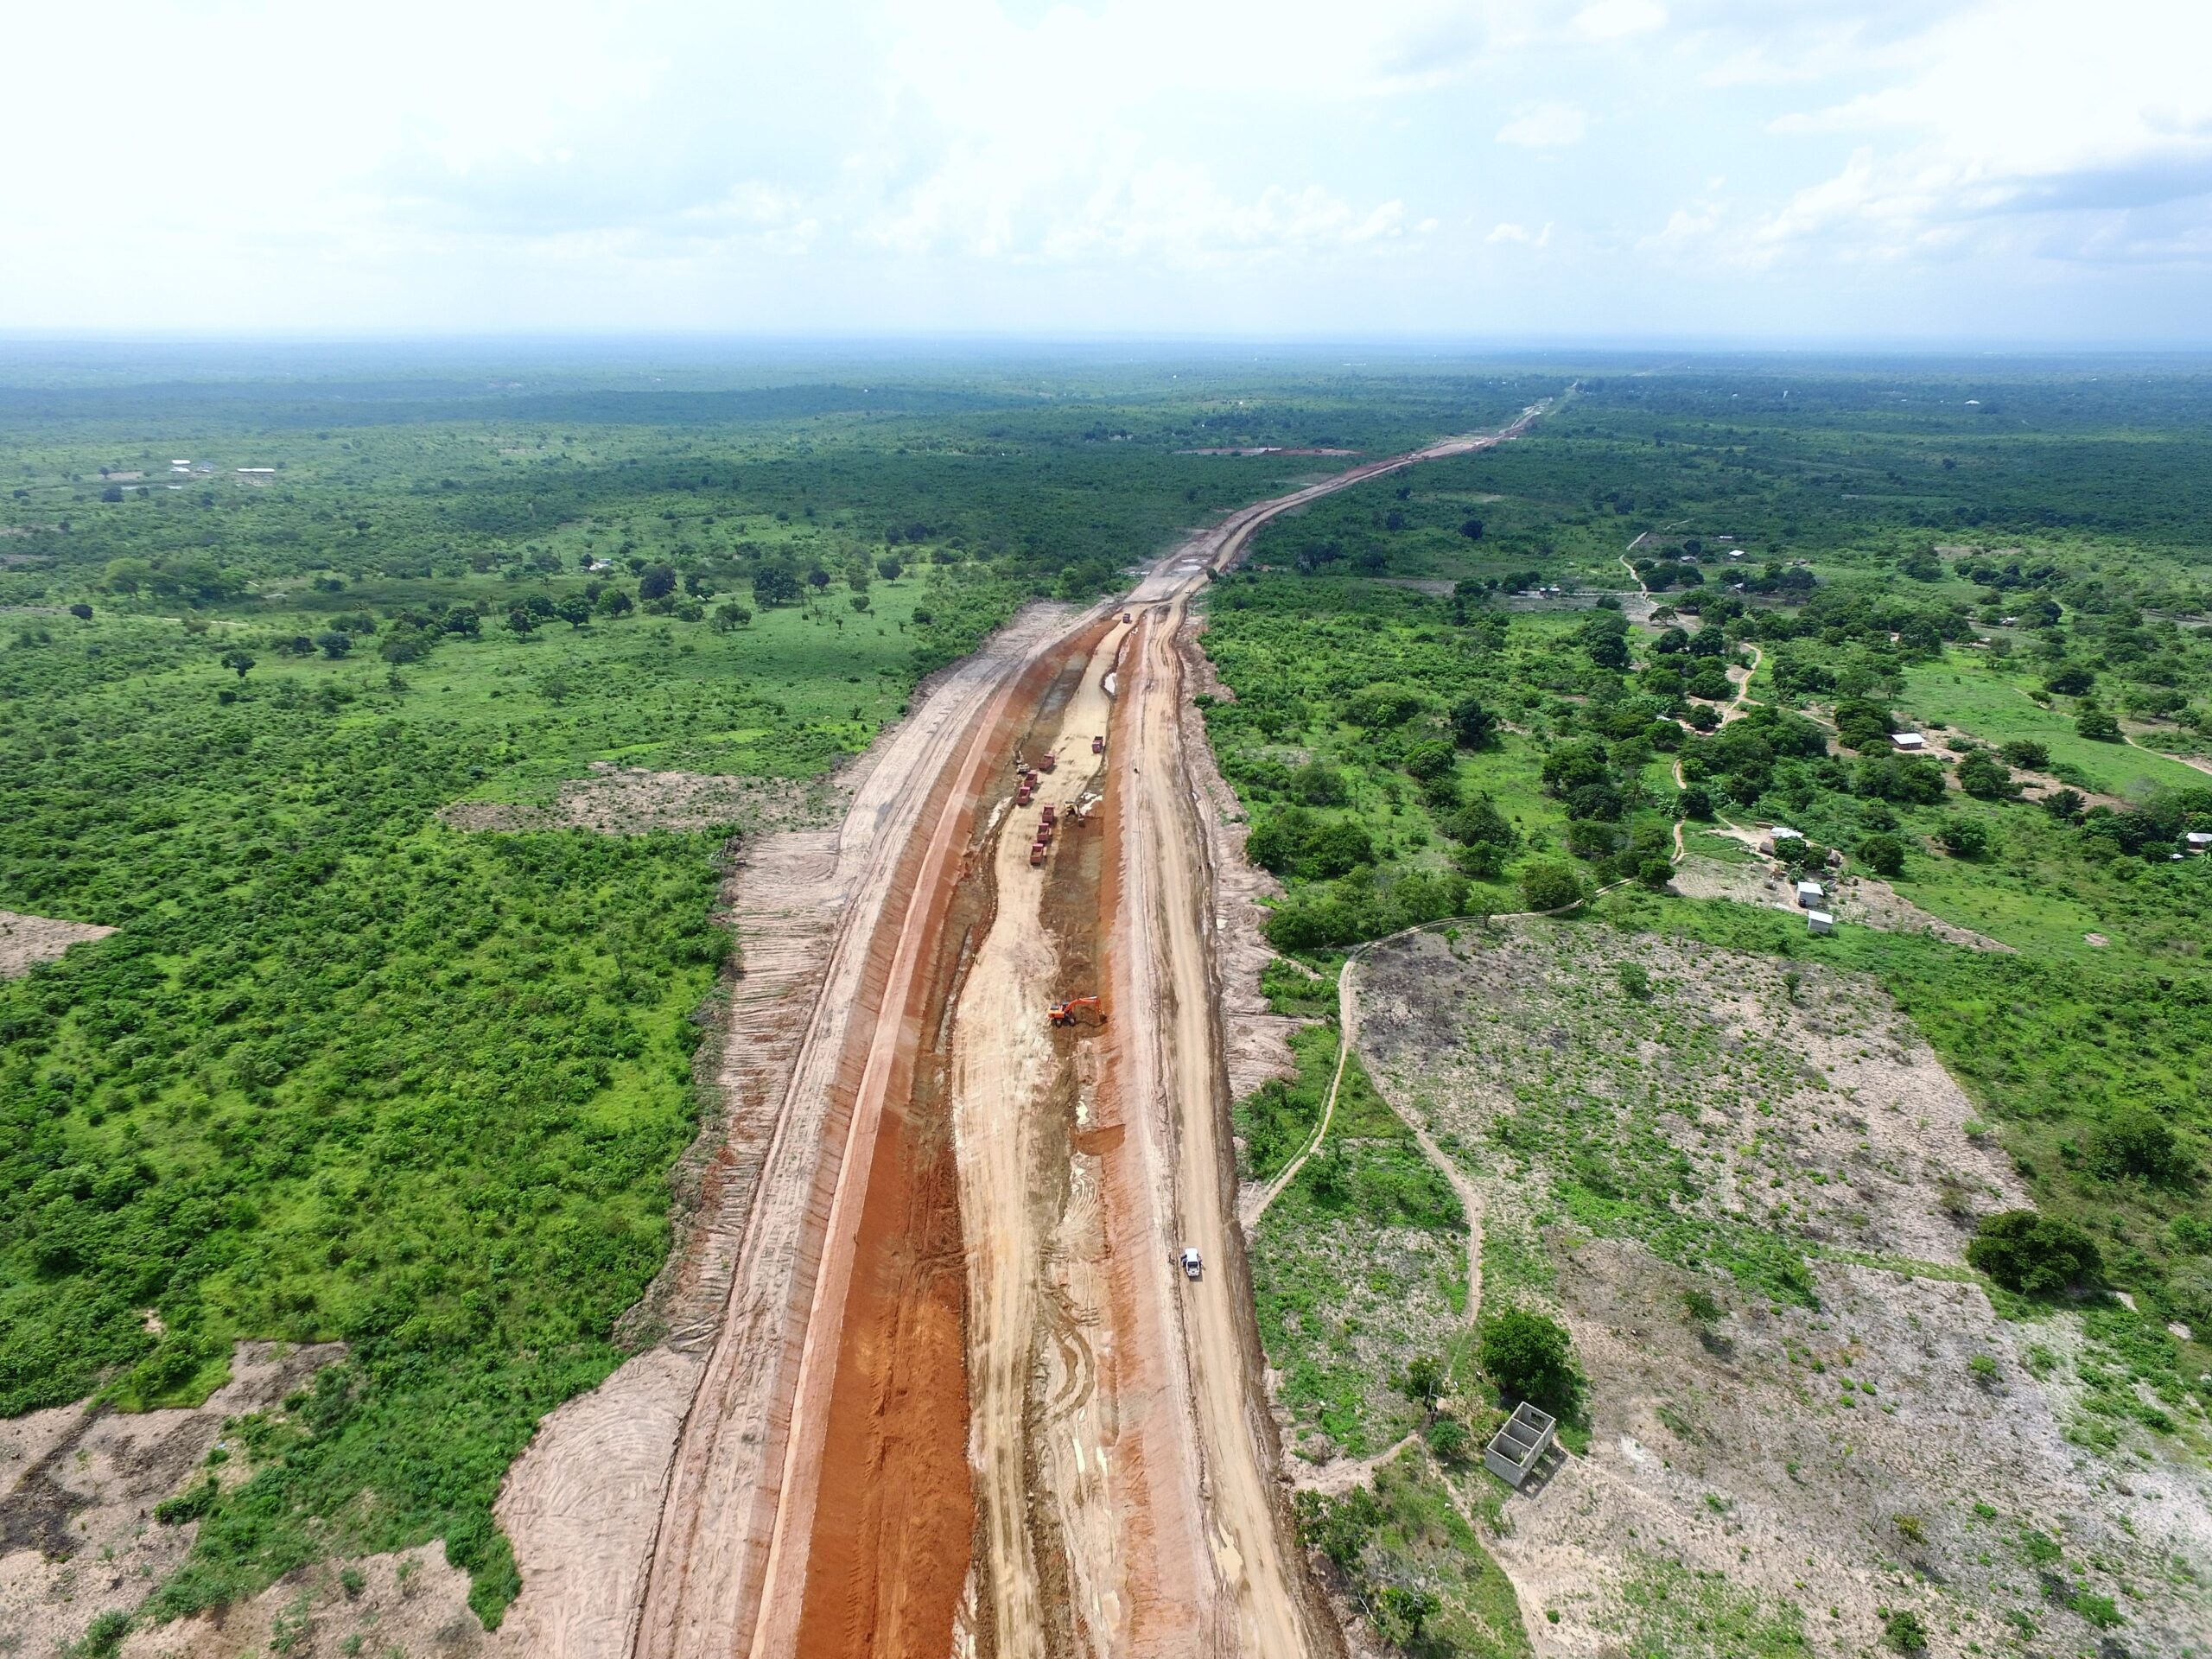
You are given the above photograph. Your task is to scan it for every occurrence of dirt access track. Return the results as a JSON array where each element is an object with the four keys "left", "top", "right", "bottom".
[{"left": 533, "top": 405, "right": 1554, "bottom": 1659}]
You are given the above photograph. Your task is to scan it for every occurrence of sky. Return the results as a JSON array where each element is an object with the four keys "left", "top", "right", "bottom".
[{"left": 5, "top": 0, "right": 2209, "bottom": 343}]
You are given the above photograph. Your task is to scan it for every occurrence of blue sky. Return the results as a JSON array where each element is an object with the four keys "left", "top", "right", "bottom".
[{"left": 7, "top": 0, "right": 2209, "bottom": 341}]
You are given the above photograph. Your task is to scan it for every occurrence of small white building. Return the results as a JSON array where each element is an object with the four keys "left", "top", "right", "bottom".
[
  {"left": 2186, "top": 831, "right": 2212, "bottom": 853},
  {"left": 1891, "top": 732, "right": 1928, "bottom": 753},
  {"left": 1796, "top": 880, "right": 1825, "bottom": 908},
  {"left": 1808, "top": 910, "right": 1835, "bottom": 935}
]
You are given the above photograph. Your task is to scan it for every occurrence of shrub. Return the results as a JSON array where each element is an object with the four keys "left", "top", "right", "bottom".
[
  {"left": 1882, "top": 1607, "right": 1929, "bottom": 1651},
  {"left": 1957, "top": 749, "right": 2014, "bottom": 800},
  {"left": 1937, "top": 816, "right": 1990, "bottom": 858},
  {"left": 1517, "top": 859, "right": 1586, "bottom": 913},
  {"left": 2000, "top": 738, "right": 2050, "bottom": 770},
  {"left": 1856, "top": 832, "right": 1906, "bottom": 876},
  {"left": 1450, "top": 695, "right": 1497, "bottom": 749},
  {"left": 1478, "top": 1306, "right": 1580, "bottom": 1411},
  {"left": 1616, "top": 963, "right": 1651, "bottom": 999},
  {"left": 2076, "top": 707, "right": 2122, "bottom": 741},
  {"left": 1402, "top": 1354, "right": 1447, "bottom": 1406},
  {"left": 1833, "top": 696, "right": 1893, "bottom": 752},
  {"left": 1294, "top": 1485, "right": 1381, "bottom": 1572},
  {"left": 1400, "top": 739, "right": 1455, "bottom": 780},
  {"left": 1425, "top": 1416, "right": 1471, "bottom": 1465},
  {"left": 1967, "top": 1210, "right": 2102, "bottom": 1296},
  {"left": 1342, "top": 683, "right": 1425, "bottom": 728},
  {"left": 2090, "top": 1108, "right": 2191, "bottom": 1185},
  {"left": 1675, "top": 785, "right": 1713, "bottom": 820}
]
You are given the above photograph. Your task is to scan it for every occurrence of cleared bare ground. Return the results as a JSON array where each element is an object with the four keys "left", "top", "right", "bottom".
[
  {"left": 1354, "top": 924, "right": 2212, "bottom": 1657},
  {"left": 0, "top": 908, "right": 114, "bottom": 978},
  {"left": 0, "top": 1342, "right": 342, "bottom": 1656},
  {"left": 1672, "top": 842, "right": 2012, "bottom": 954},
  {"left": 440, "top": 764, "right": 840, "bottom": 837}
]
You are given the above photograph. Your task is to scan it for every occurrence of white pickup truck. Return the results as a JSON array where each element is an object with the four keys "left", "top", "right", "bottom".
[{"left": 1179, "top": 1247, "right": 1203, "bottom": 1281}]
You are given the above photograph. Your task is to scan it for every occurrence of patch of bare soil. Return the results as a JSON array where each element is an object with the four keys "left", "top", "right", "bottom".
[
  {"left": 1355, "top": 925, "right": 2212, "bottom": 1658},
  {"left": 441, "top": 764, "right": 839, "bottom": 836},
  {"left": 1180, "top": 630, "right": 1305, "bottom": 1105},
  {"left": 121, "top": 1543, "right": 489, "bottom": 1659},
  {"left": 0, "top": 908, "right": 115, "bottom": 978},
  {"left": 0, "top": 1342, "right": 343, "bottom": 1656},
  {"left": 1471, "top": 1245, "right": 2212, "bottom": 1659},
  {"left": 1669, "top": 853, "right": 2012, "bottom": 952}
]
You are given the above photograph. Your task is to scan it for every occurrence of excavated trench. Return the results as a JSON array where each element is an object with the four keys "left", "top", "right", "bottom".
[{"left": 790, "top": 623, "right": 1109, "bottom": 1659}]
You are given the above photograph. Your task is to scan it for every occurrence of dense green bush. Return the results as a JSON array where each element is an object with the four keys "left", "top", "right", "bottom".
[
  {"left": 1966, "top": 1210, "right": 2103, "bottom": 1297},
  {"left": 1517, "top": 860, "right": 1586, "bottom": 913},
  {"left": 1478, "top": 1306, "right": 1581, "bottom": 1412},
  {"left": 1856, "top": 832, "right": 1907, "bottom": 875}
]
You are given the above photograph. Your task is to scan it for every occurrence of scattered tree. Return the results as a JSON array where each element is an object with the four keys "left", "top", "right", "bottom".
[
  {"left": 1478, "top": 1306, "right": 1581, "bottom": 1412},
  {"left": 1967, "top": 1209, "right": 2102, "bottom": 1297},
  {"left": 1517, "top": 859, "right": 1586, "bottom": 913}
]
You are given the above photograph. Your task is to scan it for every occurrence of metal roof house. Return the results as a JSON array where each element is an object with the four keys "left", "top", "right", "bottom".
[{"left": 1891, "top": 732, "right": 1928, "bottom": 752}]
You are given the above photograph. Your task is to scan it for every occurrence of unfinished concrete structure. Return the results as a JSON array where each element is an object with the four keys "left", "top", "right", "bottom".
[{"left": 1484, "top": 1402, "right": 1558, "bottom": 1489}]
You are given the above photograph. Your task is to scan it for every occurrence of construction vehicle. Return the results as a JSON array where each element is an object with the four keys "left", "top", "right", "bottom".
[
  {"left": 1015, "top": 780, "right": 1033, "bottom": 807},
  {"left": 1028, "top": 840, "right": 1046, "bottom": 867},
  {"left": 1090, "top": 734, "right": 1105, "bottom": 755},
  {"left": 1038, "top": 751, "right": 1056, "bottom": 773},
  {"left": 1122, "top": 611, "right": 1133, "bottom": 624},
  {"left": 1047, "top": 995, "right": 1103, "bottom": 1028},
  {"left": 1039, "top": 803, "right": 1056, "bottom": 826}
]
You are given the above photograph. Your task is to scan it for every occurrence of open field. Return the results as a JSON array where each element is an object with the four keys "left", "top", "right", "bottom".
[{"left": 1351, "top": 923, "right": 2211, "bottom": 1659}]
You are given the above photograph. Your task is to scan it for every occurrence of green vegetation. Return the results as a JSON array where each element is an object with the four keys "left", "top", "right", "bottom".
[
  {"left": 0, "top": 348, "right": 1541, "bottom": 1629},
  {"left": 1252, "top": 1045, "right": 1466, "bottom": 1458},
  {"left": 1475, "top": 1306, "right": 1581, "bottom": 1414},
  {"left": 1601, "top": 1554, "right": 1809, "bottom": 1659},
  {"left": 1214, "top": 365, "right": 2212, "bottom": 1467},
  {"left": 1295, "top": 1452, "right": 1532, "bottom": 1659}
]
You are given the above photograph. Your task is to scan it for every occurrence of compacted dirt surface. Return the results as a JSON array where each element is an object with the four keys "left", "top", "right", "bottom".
[{"left": 611, "top": 409, "right": 1552, "bottom": 1659}]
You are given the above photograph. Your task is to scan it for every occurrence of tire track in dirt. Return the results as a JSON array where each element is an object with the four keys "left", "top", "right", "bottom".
[{"left": 620, "top": 404, "right": 1556, "bottom": 1659}]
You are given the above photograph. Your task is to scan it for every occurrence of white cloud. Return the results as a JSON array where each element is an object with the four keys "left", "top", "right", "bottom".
[
  {"left": 1487, "top": 221, "right": 1554, "bottom": 245},
  {"left": 1496, "top": 101, "right": 1589, "bottom": 148},
  {"left": 1573, "top": 0, "right": 1666, "bottom": 42},
  {"left": 1757, "top": 0, "right": 2212, "bottom": 260}
]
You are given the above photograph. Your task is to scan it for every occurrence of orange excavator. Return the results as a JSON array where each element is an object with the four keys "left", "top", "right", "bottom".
[{"left": 1047, "top": 995, "right": 1104, "bottom": 1028}]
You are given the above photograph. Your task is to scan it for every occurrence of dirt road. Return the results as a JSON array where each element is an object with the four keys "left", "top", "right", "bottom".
[{"left": 621, "top": 403, "right": 1552, "bottom": 1659}]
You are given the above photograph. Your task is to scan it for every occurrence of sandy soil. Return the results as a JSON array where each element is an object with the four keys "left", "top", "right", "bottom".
[
  {"left": 0, "top": 1342, "right": 342, "bottom": 1656},
  {"left": 0, "top": 908, "right": 114, "bottom": 978},
  {"left": 1355, "top": 925, "right": 2212, "bottom": 1657},
  {"left": 1180, "top": 637, "right": 1306, "bottom": 1108},
  {"left": 441, "top": 764, "right": 838, "bottom": 837},
  {"left": 951, "top": 620, "right": 1135, "bottom": 1659}
]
